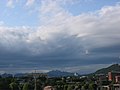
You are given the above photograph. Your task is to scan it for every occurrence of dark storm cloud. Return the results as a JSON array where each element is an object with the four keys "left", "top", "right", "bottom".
[{"left": 0, "top": 3, "right": 120, "bottom": 73}]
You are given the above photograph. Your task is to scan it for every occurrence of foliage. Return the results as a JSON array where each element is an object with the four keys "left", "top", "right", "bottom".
[
  {"left": 95, "top": 64, "right": 120, "bottom": 74},
  {"left": 22, "top": 83, "right": 33, "bottom": 90},
  {"left": 9, "top": 82, "right": 19, "bottom": 90}
]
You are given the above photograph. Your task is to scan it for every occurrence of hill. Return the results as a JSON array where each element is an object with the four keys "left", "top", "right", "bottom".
[
  {"left": 94, "top": 64, "right": 120, "bottom": 75},
  {"left": 47, "top": 70, "right": 74, "bottom": 77}
]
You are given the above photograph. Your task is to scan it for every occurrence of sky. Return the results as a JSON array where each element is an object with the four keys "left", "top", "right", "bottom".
[{"left": 0, "top": 0, "right": 120, "bottom": 74}]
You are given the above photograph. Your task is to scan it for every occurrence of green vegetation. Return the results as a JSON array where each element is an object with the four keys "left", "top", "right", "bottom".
[
  {"left": 9, "top": 82, "right": 19, "bottom": 90},
  {"left": 0, "top": 64, "right": 119, "bottom": 90},
  {"left": 94, "top": 64, "right": 120, "bottom": 74}
]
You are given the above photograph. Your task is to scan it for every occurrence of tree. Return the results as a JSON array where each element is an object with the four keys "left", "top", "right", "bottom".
[
  {"left": 64, "top": 85, "right": 68, "bottom": 90},
  {"left": 77, "top": 84, "right": 82, "bottom": 90},
  {"left": 0, "top": 81, "right": 9, "bottom": 90},
  {"left": 22, "top": 83, "right": 33, "bottom": 90},
  {"left": 67, "top": 85, "right": 75, "bottom": 90},
  {"left": 83, "top": 83, "right": 89, "bottom": 90},
  {"left": 36, "top": 80, "right": 42, "bottom": 90},
  {"left": 9, "top": 82, "right": 19, "bottom": 90},
  {"left": 0, "top": 78, "right": 11, "bottom": 90}
]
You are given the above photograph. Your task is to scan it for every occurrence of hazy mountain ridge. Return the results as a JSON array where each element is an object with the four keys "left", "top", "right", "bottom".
[
  {"left": 1, "top": 64, "right": 120, "bottom": 77},
  {"left": 47, "top": 70, "right": 74, "bottom": 77}
]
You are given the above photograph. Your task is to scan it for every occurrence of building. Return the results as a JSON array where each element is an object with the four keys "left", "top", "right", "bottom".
[
  {"left": 108, "top": 71, "right": 120, "bottom": 83},
  {"left": 115, "top": 76, "right": 120, "bottom": 83}
]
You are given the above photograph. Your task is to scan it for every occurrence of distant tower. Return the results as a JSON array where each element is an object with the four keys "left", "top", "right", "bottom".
[{"left": 34, "top": 69, "right": 37, "bottom": 90}]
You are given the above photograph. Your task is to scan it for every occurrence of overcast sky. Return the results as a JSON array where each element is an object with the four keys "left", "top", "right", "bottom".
[{"left": 0, "top": 0, "right": 120, "bottom": 74}]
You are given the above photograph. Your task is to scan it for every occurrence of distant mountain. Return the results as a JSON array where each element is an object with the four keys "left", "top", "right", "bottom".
[
  {"left": 47, "top": 70, "right": 75, "bottom": 77},
  {"left": 94, "top": 64, "right": 120, "bottom": 75},
  {"left": 1, "top": 73, "right": 13, "bottom": 78},
  {"left": 4, "top": 64, "right": 120, "bottom": 78},
  {"left": 0, "top": 73, "right": 27, "bottom": 78},
  {"left": 14, "top": 73, "right": 26, "bottom": 77}
]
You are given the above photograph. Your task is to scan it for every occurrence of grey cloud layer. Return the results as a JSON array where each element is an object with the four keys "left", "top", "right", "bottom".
[{"left": 0, "top": 2, "right": 120, "bottom": 73}]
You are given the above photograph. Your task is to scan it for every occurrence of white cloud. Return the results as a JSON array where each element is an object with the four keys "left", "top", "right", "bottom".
[
  {"left": 1, "top": 1, "right": 120, "bottom": 72},
  {"left": 38, "top": 3, "right": 118, "bottom": 54},
  {"left": 26, "top": 0, "right": 35, "bottom": 6},
  {"left": 6, "top": 0, "right": 14, "bottom": 8},
  {"left": 1, "top": 2, "right": 120, "bottom": 55},
  {"left": 39, "top": 0, "right": 71, "bottom": 25}
]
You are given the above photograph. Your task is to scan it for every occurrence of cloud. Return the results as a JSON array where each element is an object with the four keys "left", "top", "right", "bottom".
[
  {"left": 6, "top": 0, "right": 14, "bottom": 8},
  {"left": 39, "top": 1, "right": 120, "bottom": 50},
  {"left": 39, "top": 0, "right": 71, "bottom": 25},
  {"left": 1, "top": 1, "right": 120, "bottom": 73},
  {"left": 26, "top": 0, "right": 35, "bottom": 6},
  {"left": 63, "top": 64, "right": 112, "bottom": 74}
]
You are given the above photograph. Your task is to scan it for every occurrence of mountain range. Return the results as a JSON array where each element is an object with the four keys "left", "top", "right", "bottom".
[
  {"left": 1, "top": 64, "right": 120, "bottom": 77},
  {"left": 46, "top": 70, "right": 75, "bottom": 77}
]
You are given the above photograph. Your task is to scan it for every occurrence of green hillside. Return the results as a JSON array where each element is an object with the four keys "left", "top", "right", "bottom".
[{"left": 94, "top": 64, "right": 120, "bottom": 74}]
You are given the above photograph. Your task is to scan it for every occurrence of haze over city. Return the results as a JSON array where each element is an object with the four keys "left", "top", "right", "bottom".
[{"left": 0, "top": 0, "right": 120, "bottom": 74}]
